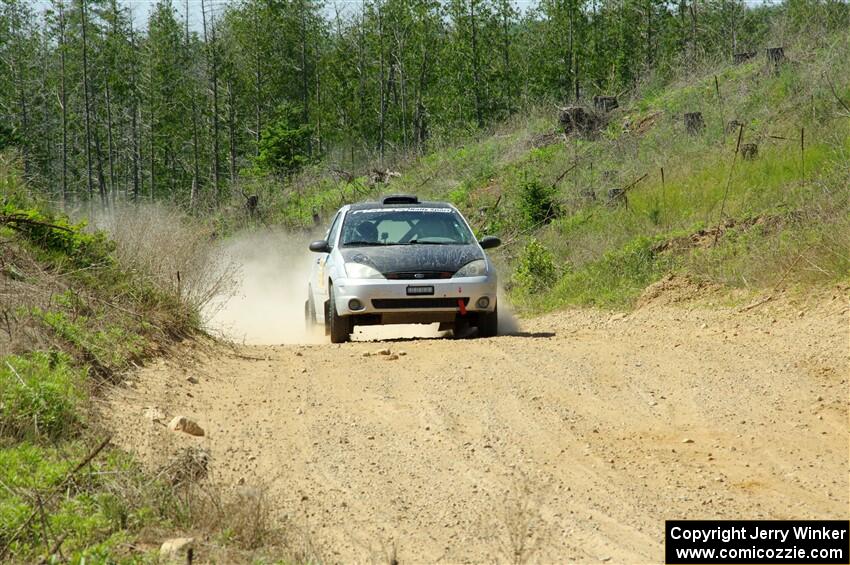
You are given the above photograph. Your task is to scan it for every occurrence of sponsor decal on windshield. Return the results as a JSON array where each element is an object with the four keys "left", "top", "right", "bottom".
[{"left": 348, "top": 207, "right": 454, "bottom": 214}]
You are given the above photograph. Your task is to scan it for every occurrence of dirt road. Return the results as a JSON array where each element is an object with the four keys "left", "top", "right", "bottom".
[{"left": 104, "top": 283, "right": 849, "bottom": 563}]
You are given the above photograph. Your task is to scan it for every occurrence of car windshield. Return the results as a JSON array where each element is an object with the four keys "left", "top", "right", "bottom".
[{"left": 340, "top": 207, "right": 474, "bottom": 247}]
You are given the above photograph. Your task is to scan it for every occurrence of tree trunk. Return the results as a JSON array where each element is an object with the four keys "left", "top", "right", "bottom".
[
  {"left": 227, "top": 79, "right": 237, "bottom": 186},
  {"left": 105, "top": 79, "right": 116, "bottom": 205},
  {"left": 187, "top": 0, "right": 200, "bottom": 211},
  {"left": 79, "top": 0, "right": 95, "bottom": 202},
  {"left": 299, "top": 0, "right": 312, "bottom": 156},
  {"left": 470, "top": 0, "right": 484, "bottom": 128},
  {"left": 253, "top": 8, "right": 262, "bottom": 155},
  {"left": 202, "top": 0, "right": 221, "bottom": 201},
  {"left": 378, "top": 2, "right": 386, "bottom": 166},
  {"left": 130, "top": 18, "right": 141, "bottom": 202},
  {"left": 59, "top": 2, "right": 68, "bottom": 205}
]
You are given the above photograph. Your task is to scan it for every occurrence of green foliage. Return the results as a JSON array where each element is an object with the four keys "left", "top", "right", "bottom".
[
  {"left": 547, "top": 236, "right": 675, "bottom": 309},
  {"left": 254, "top": 104, "right": 314, "bottom": 177},
  {"left": 0, "top": 442, "right": 173, "bottom": 561},
  {"left": 0, "top": 204, "right": 114, "bottom": 268},
  {"left": 517, "top": 174, "right": 558, "bottom": 229},
  {"left": 512, "top": 238, "right": 559, "bottom": 294},
  {"left": 30, "top": 309, "right": 144, "bottom": 374},
  {"left": 0, "top": 123, "right": 21, "bottom": 151},
  {"left": 0, "top": 352, "right": 83, "bottom": 442}
]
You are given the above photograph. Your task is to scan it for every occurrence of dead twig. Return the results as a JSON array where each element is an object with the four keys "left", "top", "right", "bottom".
[
  {"left": 715, "top": 123, "right": 745, "bottom": 244},
  {"left": 738, "top": 295, "right": 774, "bottom": 313},
  {"left": 824, "top": 73, "right": 850, "bottom": 116},
  {"left": 549, "top": 162, "right": 579, "bottom": 190}
]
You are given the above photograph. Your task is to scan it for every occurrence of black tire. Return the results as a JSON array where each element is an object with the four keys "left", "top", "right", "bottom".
[
  {"left": 477, "top": 305, "right": 498, "bottom": 338},
  {"left": 328, "top": 285, "right": 351, "bottom": 344}
]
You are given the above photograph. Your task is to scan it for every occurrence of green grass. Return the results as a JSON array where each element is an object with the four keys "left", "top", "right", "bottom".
[
  {"left": 0, "top": 191, "right": 200, "bottom": 562},
  {"left": 0, "top": 352, "right": 83, "bottom": 442},
  {"left": 0, "top": 441, "right": 170, "bottom": 562}
]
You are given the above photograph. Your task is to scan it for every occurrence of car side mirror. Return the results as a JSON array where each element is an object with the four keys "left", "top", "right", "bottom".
[
  {"left": 479, "top": 236, "right": 501, "bottom": 250},
  {"left": 309, "top": 240, "right": 330, "bottom": 253}
]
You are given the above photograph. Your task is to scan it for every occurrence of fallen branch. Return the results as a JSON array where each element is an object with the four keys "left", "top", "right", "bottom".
[
  {"left": 621, "top": 172, "right": 649, "bottom": 194},
  {"left": 550, "top": 162, "right": 579, "bottom": 190},
  {"left": 0, "top": 214, "right": 74, "bottom": 233},
  {"left": 738, "top": 295, "right": 774, "bottom": 313}
]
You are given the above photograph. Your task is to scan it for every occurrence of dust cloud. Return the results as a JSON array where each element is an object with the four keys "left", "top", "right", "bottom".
[{"left": 204, "top": 229, "right": 322, "bottom": 345}]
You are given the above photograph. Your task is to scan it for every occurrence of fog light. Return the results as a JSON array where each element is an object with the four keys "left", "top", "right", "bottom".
[
  {"left": 348, "top": 298, "right": 364, "bottom": 311},
  {"left": 476, "top": 297, "right": 490, "bottom": 309}
]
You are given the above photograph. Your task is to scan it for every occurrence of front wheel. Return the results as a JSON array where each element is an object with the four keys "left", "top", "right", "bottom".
[
  {"left": 328, "top": 285, "right": 351, "bottom": 344},
  {"left": 477, "top": 306, "right": 498, "bottom": 338}
]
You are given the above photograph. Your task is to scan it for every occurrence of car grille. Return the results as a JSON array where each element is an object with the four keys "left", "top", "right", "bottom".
[
  {"left": 372, "top": 298, "right": 469, "bottom": 309},
  {"left": 384, "top": 271, "right": 454, "bottom": 280}
]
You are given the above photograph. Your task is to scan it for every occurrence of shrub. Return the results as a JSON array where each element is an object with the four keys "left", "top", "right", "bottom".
[
  {"left": 517, "top": 175, "right": 558, "bottom": 229},
  {"left": 0, "top": 352, "right": 83, "bottom": 442},
  {"left": 512, "top": 239, "right": 559, "bottom": 293}
]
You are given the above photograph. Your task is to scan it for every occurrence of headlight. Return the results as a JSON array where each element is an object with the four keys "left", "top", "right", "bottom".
[
  {"left": 344, "top": 262, "right": 385, "bottom": 279},
  {"left": 453, "top": 259, "right": 487, "bottom": 278}
]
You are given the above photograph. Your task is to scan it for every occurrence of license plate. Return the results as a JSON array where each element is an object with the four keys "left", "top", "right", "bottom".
[{"left": 406, "top": 285, "right": 434, "bottom": 296}]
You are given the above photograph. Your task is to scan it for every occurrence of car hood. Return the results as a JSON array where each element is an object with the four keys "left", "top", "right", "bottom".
[{"left": 340, "top": 244, "right": 484, "bottom": 276}]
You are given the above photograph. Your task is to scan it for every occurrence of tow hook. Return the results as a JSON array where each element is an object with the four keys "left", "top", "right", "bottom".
[{"left": 458, "top": 299, "right": 467, "bottom": 315}]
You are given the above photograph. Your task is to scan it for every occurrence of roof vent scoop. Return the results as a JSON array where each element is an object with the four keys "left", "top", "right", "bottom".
[{"left": 381, "top": 194, "right": 419, "bottom": 205}]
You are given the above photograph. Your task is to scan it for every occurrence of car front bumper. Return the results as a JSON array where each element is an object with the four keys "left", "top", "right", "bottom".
[{"left": 333, "top": 274, "right": 497, "bottom": 317}]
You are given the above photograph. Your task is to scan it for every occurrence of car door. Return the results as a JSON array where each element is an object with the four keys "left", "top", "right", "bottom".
[{"left": 310, "top": 211, "right": 342, "bottom": 312}]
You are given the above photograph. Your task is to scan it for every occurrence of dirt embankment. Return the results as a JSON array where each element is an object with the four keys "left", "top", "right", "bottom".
[{"left": 103, "top": 283, "right": 849, "bottom": 563}]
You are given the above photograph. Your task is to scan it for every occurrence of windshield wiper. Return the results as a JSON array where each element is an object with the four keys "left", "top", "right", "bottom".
[
  {"left": 405, "top": 240, "right": 455, "bottom": 245},
  {"left": 343, "top": 241, "right": 387, "bottom": 246}
]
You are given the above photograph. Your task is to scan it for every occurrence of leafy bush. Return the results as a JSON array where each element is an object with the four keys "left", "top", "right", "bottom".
[
  {"left": 512, "top": 238, "right": 559, "bottom": 293},
  {"left": 517, "top": 174, "right": 558, "bottom": 229},
  {"left": 0, "top": 352, "right": 83, "bottom": 442}
]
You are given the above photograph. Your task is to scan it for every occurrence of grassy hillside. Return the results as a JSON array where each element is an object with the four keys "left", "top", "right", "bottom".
[
  {"left": 0, "top": 156, "right": 296, "bottom": 562},
  {"left": 255, "top": 31, "right": 849, "bottom": 311}
]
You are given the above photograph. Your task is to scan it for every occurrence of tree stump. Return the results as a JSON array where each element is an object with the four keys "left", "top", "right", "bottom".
[
  {"left": 734, "top": 51, "right": 756, "bottom": 64},
  {"left": 766, "top": 47, "right": 785, "bottom": 64},
  {"left": 766, "top": 47, "right": 786, "bottom": 74},
  {"left": 245, "top": 194, "right": 259, "bottom": 217},
  {"left": 606, "top": 188, "right": 627, "bottom": 207},
  {"left": 559, "top": 105, "right": 599, "bottom": 136},
  {"left": 593, "top": 95, "right": 619, "bottom": 113},
  {"left": 741, "top": 143, "right": 758, "bottom": 161},
  {"left": 726, "top": 119, "right": 744, "bottom": 134},
  {"left": 684, "top": 112, "right": 705, "bottom": 135},
  {"left": 580, "top": 188, "right": 597, "bottom": 201}
]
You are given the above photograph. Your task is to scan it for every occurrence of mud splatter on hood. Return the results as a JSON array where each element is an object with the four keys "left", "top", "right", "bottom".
[{"left": 340, "top": 244, "right": 483, "bottom": 275}]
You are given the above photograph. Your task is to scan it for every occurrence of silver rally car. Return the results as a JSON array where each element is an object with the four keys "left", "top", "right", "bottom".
[{"left": 305, "top": 195, "right": 501, "bottom": 343}]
